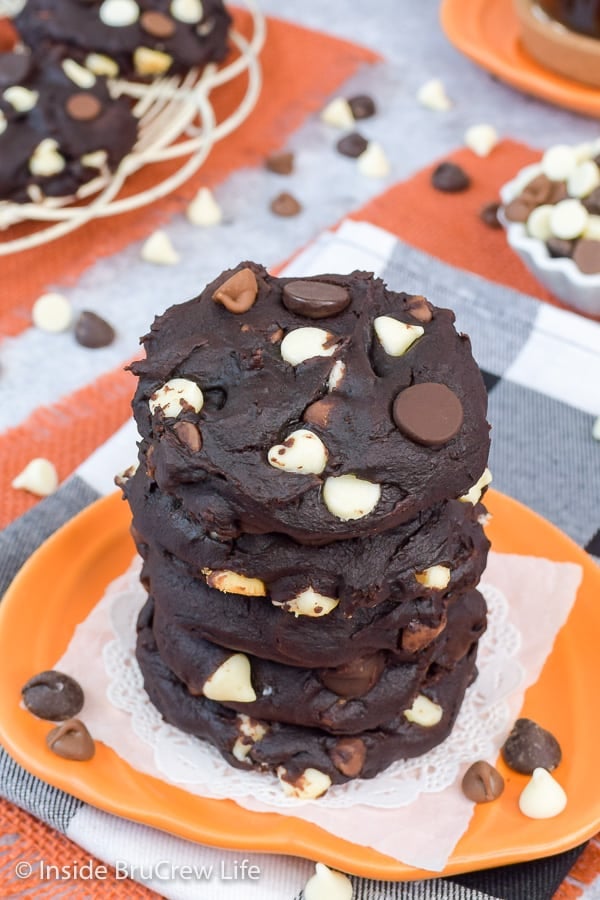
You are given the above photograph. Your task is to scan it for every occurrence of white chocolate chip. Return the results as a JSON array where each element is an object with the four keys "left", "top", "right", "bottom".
[
  {"left": 550, "top": 199, "right": 589, "bottom": 240},
  {"left": 519, "top": 767, "right": 567, "bottom": 819},
  {"left": 171, "top": 0, "right": 203, "bottom": 23},
  {"left": 85, "top": 53, "right": 119, "bottom": 77},
  {"left": 403, "top": 694, "right": 443, "bottom": 727},
  {"left": 464, "top": 123, "right": 498, "bottom": 158},
  {"left": 186, "top": 187, "right": 222, "bottom": 226},
  {"left": 232, "top": 715, "right": 267, "bottom": 762},
  {"left": 141, "top": 230, "right": 180, "bottom": 265},
  {"left": 357, "top": 141, "right": 391, "bottom": 178},
  {"left": 3, "top": 85, "right": 38, "bottom": 113},
  {"left": 415, "top": 565, "right": 451, "bottom": 590},
  {"left": 29, "top": 138, "right": 66, "bottom": 177},
  {"left": 541, "top": 144, "right": 578, "bottom": 181},
  {"left": 526, "top": 204, "right": 554, "bottom": 241},
  {"left": 62, "top": 58, "right": 96, "bottom": 89},
  {"left": 149, "top": 377, "right": 203, "bottom": 417},
  {"left": 0, "top": 110, "right": 6, "bottom": 135},
  {"left": 203, "top": 568, "right": 267, "bottom": 596},
  {"left": 81, "top": 149, "right": 108, "bottom": 169},
  {"left": 32, "top": 292, "right": 72, "bottom": 333},
  {"left": 373, "top": 316, "right": 424, "bottom": 356},
  {"left": 274, "top": 587, "right": 339, "bottom": 618},
  {"left": 416, "top": 78, "right": 452, "bottom": 111},
  {"left": 567, "top": 160, "right": 600, "bottom": 198},
  {"left": 99, "top": 0, "right": 140, "bottom": 27},
  {"left": 203, "top": 654, "right": 256, "bottom": 703},
  {"left": 304, "top": 863, "right": 353, "bottom": 900},
  {"left": 134, "top": 47, "right": 173, "bottom": 77},
  {"left": 277, "top": 766, "right": 332, "bottom": 799},
  {"left": 459, "top": 467, "right": 492, "bottom": 504},
  {"left": 328, "top": 359, "right": 346, "bottom": 391},
  {"left": 584, "top": 215, "right": 600, "bottom": 240},
  {"left": 12, "top": 458, "right": 59, "bottom": 497},
  {"left": 573, "top": 141, "right": 594, "bottom": 163},
  {"left": 232, "top": 738, "right": 252, "bottom": 762},
  {"left": 320, "top": 97, "right": 354, "bottom": 129},
  {"left": 592, "top": 416, "right": 600, "bottom": 441},
  {"left": 280, "top": 327, "right": 338, "bottom": 365},
  {"left": 268, "top": 429, "right": 328, "bottom": 475},
  {"left": 322, "top": 474, "right": 381, "bottom": 520}
]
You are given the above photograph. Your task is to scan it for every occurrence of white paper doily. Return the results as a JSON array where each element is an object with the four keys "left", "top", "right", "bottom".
[
  {"left": 103, "top": 559, "right": 523, "bottom": 810},
  {"left": 0, "top": 0, "right": 265, "bottom": 254}
]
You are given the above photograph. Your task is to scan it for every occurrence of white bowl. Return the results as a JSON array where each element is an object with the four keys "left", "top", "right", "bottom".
[{"left": 499, "top": 161, "right": 600, "bottom": 316}]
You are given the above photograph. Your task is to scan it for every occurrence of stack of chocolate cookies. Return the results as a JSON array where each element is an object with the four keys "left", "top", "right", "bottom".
[{"left": 122, "top": 262, "right": 491, "bottom": 797}]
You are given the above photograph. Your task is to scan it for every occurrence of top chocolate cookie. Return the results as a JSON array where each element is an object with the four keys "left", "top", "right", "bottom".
[
  {"left": 13, "top": 0, "right": 231, "bottom": 81},
  {"left": 130, "top": 263, "right": 490, "bottom": 543}
]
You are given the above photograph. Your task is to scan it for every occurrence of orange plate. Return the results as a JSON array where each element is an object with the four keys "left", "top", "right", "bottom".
[
  {"left": 0, "top": 489, "right": 599, "bottom": 879},
  {"left": 440, "top": 0, "right": 600, "bottom": 118}
]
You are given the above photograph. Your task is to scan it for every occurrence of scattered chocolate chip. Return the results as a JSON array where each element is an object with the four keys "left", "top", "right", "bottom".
[
  {"left": 22, "top": 670, "right": 84, "bottom": 721},
  {"left": 303, "top": 396, "right": 337, "bottom": 427},
  {"left": 270, "top": 192, "right": 302, "bottom": 217},
  {"left": 503, "top": 198, "right": 534, "bottom": 223},
  {"left": 393, "top": 383, "right": 464, "bottom": 446},
  {"left": 282, "top": 280, "right": 350, "bottom": 319},
  {"left": 480, "top": 201, "right": 502, "bottom": 229},
  {"left": 265, "top": 151, "right": 294, "bottom": 175},
  {"left": 462, "top": 760, "right": 504, "bottom": 803},
  {"left": 572, "top": 238, "right": 600, "bottom": 274},
  {"left": 0, "top": 52, "right": 32, "bottom": 86},
  {"left": 329, "top": 737, "right": 367, "bottom": 777},
  {"left": 319, "top": 652, "right": 385, "bottom": 698},
  {"left": 74, "top": 310, "right": 115, "bottom": 348},
  {"left": 66, "top": 92, "right": 102, "bottom": 122},
  {"left": 501, "top": 718, "right": 562, "bottom": 774},
  {"left": 336, "top": 131, "right": 369, "bottom": 158},
  {"left": 46, "top": 718, "right": 95, "bottom": 761},
  {"left": 431, "top": 161, "right": 471, "bottom": 193},
  {"left": 212, "top": 267, "right": 258, "bottom": 314},
  {"left": 348, "top": 94, "right": 376, "bottom": 120},
  {"left": 140, "top": 10, "right": 176, "bottom": 38},
  {"left": 546, "top": 237, "right": 575, "bottom": 258},
  {"left": 402, "top": 617, "right": 446, "bottom": 652},
  {"left": 173, "top": 420, "right": 202, "bottom": 451},
  {"left": 405, "top": 294, "right": 433, "bottom": 323},
  {"left": 583, "top": 186, "right": 600, "bottom": 215}
]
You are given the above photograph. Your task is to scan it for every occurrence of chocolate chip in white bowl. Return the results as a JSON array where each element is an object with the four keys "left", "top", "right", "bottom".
[{"left": 22, "top": 670, "right": 84, "bottom": 721}]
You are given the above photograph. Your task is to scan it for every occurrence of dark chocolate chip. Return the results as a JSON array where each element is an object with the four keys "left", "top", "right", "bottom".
[
  {"left": 282, "top": 280, "right": 350, "bottom": 319},
  {"left": 265, "top": 151, "right": 294, "bottom": 175},
  {"left": 66, "top": 93, "right": 102, "bottom": 122},
  {"left": 329, "top": 737, "right": 367, "bottom": 777},
  {"left": 572, "top": 238, "right": 600, "bottom": 274},
  {"left": 140, "top": 10, "right": 176, "bottom": 38},
  {"left": 270, "top": 192, "right": 302, "bottom": 217},
  {"left": 22, "top": 670, "right": 84, "bottom": 721},
  {"left": 348, "top": 94, "right": 376, "bottom": 120},
  {"left": 213, "top": 267, "right": 258, "bottom": 314},
  {"left": 319, "top": 652, "right": 385, "bottom": 698},
  {"left": 74, "top": 310, "right": 115, "bottom": 348},
  {"left": 405, "top": 294, "right": 433, "bottom": 323},
  {"left": 46, "top": 718, "right": 95, "bottom": 761},
  {"left": 0, "top": 52, "right": 32, "bottom": 87},
  {"left": 584, "top": 186, "right": 600, "bottom": 215},
  {"left": 174, "top": 421, "right": 202, "bottom": 451},
  {"left": 480, "top": 201, "right": 502, "bottom": 229},
  {"left": 393, "top": 382, "right": 464, "bottom": 446},
  {"left": 431, "top": 161, "right": 471, "bottom": 193},
  {"left": 462, "top": 760, "right": 504, "bottom": 803},
  {"left": 547, "top": 237, "right": 575, "bottom": 258},
  {"left": 501, "top": 718, "right": 562, "bottom": 774},
  {"left": 336, "top": 131, "right": 368, "bottom": 158}
]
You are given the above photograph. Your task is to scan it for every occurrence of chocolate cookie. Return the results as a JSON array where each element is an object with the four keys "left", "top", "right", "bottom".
[
  {"left": 0, "top": 50, "right": 137, "bottom": 202},
  {"left": 124, "top": 465, "right": 490, "bottom": 616},
  {"left": 136, "top": 618, "right": 479, "bottom": 785},
  {"left": 13, "top": 0, "right": 231, "bottom": 81},
  {"left": 129, "top": 264, "right": 490, "bottom": 543}
]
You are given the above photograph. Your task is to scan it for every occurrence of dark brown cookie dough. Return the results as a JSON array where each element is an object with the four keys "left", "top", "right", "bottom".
[
  {"left": 136, "top": 617, "right": 479, "bottom": 785},
  {"left": 129, "top": 263, "right": 490, "bottom": 543},
  {"left": 13, "top": 0, "right": 231, "bottom": 81},
  {"left": 0, "top": 50, "right": 137, "bottom": 202}
]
